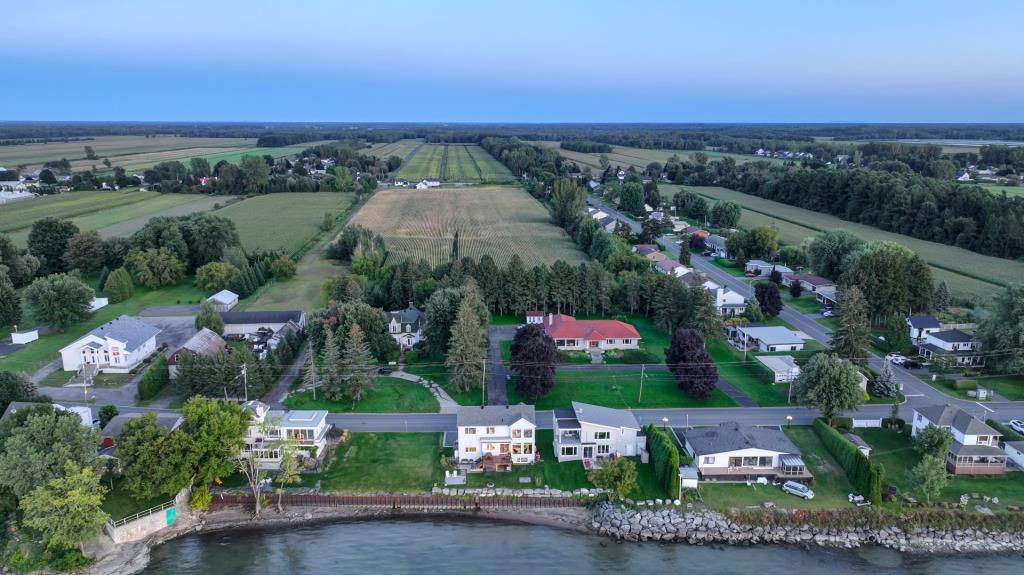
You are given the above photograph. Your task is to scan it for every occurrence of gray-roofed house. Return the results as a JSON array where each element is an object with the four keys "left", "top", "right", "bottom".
[
  {"left": 705, "top": 234, "right": 728, "bottom": 257},
  {"left": 386, "top": 303, "right": 426, "bottom": 350},
  {"left": 553, "top": 401, "right": 645, "bottom": 463},
  {"left": 59, "top": 315, "right": 161, "bottom": 373},
  {"left": 220, "top": 310, "right": 306, "bottom": 337},
  {"left": 907, "top": 315, "right": 942, "bottom": 343},
  {"left": 241, "top": 400, "right": 331, "bottom": 470},
  {"left": 911, "top": 405, "right": 1006, "bottom": 475},
  {"left": 456, "top": 404, "right": 537, "bottom": 471},
  {"left": 206, "top": 289, "right": 239, "bottom": 312},
  {"left": 100, "top": 413, "right": 184, "bottom": 449},
  {"left": 682, "top": 421, "right": 812, "bottom": 482},
  {"left": 744, "top": 260, "right": 794, "bottom": 276},
  {"left": 728, "top": 324, "right": 805, "bottom": 352},
  {"left": 755, "top": 355, "right": 801, "bottom": 383},
  {"left": 632, "top": 244, "right": 659, "bottom": 256},
  {"left": 781, "top": 273, "right": 835, "bottom": 293},
  {"left": 2, "top": 401, "right": 96, "bottom": 428},
  {"left": 918, "top": 329, "right": 984, "bottom": 367},
  {"left": 168, "top": 328, "right": 227, "bottom": 378}
]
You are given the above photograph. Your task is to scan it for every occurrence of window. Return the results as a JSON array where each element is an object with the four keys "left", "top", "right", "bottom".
[
  {"left": 524, "top": 429, "right": 533, "bottom": 438},
  {"left": 703, "top": 456, "right": 715, "bottom": 464},
  {"left": 465, "top": 446, "right": 477, "bottom": 453},
  {"left": 606, "top": 339, "right": 614, "bottom": 345},
  {"left": 485, "top": 427, "right": 496, "bottom": 435},
  {"left": 597, "top": 445, "right": 610, "bottom": 455},
  {"left": 622, "top": 339, "right": 632, "bottom": 345},
  {"left": 464, "top": 427, "right": 476, "bottom": 435},
  {"left": 977, "top": 436, "right": 989, "bottom": 444},
  {"left": 512, "top": 429, "right": 522, "bottom": 438},
  {"left": 561, "top": 446, "right": 578, "bottom": 456},
  {"left": 594, "top": 431, "right": 610, "bottom": 440},
  {"left": 523, "top": 444, "right": 533, "bottom": 454}
]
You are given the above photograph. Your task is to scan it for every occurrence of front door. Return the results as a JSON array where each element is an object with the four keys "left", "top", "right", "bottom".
[
  {"left": 589, "top": 340, "right": 599, "bottom": 348},
  {"left": 583, "top": 446, "right": 594, "bottom": 459}
]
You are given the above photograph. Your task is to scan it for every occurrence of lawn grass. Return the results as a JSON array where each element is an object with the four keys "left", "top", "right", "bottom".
[
  {"left": 101, "top": 477, "right": 174, "bottom": 521},
  {"left": 706, "top": 337, "right": 790, "bottom": 407},
  {"left": 978, "top": 375, "right": 1024, "bottom": 401},
  {"left": 311, "top": 433, "right": 443, "bottom": 492},
  {"left": 857, "top": 428, "right": 1024, "bottom": 508},
  {"left": 783, "top": 293, "right": 825, "bottom": 315},
  {"left": 403, "top": 359, "right": 484, "bottom": 406},
  {"left": 216, "top": 192, "right": 355, "bottom": 254},
  {"left": 37, "top": 370, "right": 132, "bottom": 388},
  {"left": 711, "top": 258, "right": 748, "bottom": 277},
  {"left": 698, "top": 426, "right": 855, "bottom": 510},
  {"left": 283, "top": 377, "right": 439, "bottom": 413},
  {"left": 506, "top": 369, "right": 737, "bottom": 410}
]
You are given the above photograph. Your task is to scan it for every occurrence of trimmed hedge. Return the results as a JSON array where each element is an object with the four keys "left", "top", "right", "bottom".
[
  {"left": 644, "top": 424, "right": 681, "bottom": 497},
  {"left": 954, "top": 379, "right": 978, "bottom": 390},
  {"left": 812, "top": 419, "right": 883, "bottom": 505},
  {"left": 137, "top": 355, "right": 170, "bottom": 400},
  {"left": 987, "top": 419, "right": 1024, "bottom": 442}
]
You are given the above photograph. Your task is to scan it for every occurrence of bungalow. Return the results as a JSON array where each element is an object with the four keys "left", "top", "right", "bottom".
[
  {"left": 241, "top": 400, "right": 331, "bottom": 470},
  {"left": 386, "top": 303, "right": 426, "bottom": 350},
  {"left": 456, "top": 404, "right": 537, "bottom": 471},
  {"left": 655, "top": 259, "right": 690, "bottom": 278},
  {"left": 415, "top": 179, "right": 441, "bottom": 189},
  {"left": 781, "top": 273, "right": 834, "bottom": 293},
  {"left": 539, "top": 313, "right": 641, "bottom": 352},
  {"left": 681, "top": 422, "right": 812, "bottom": 482},
  {"left": 911, "top": 405, "right": 1006, "bottom": 475},
  {"left": 703, "top": 280, "right": 746, "bottom": 317},
  {"left": 206, "top": 289, "right": 239, "bottom": 312},
  {"left": 553, "top": 402, "right": 645, "bottom": 463},
  {"left": 632, "top": 244, "right": 659, "bottom": 256},
  {"left": 815, "top": 285, "right": 838, "bottom": 307},
  {"left": 220, "top": 310, "right": 305, "bottom": 337},
  {"left": 101, "top": 413, "right": 184, "bottom": 450},
  {"left": 59, "top": 315, "right": 161, "bottom": 373},
  {"left": 705, "top": 234, "right": 728, "bottom": 257},
  {"left": 598, "top": 216, "right": 619, "bottom": 233},
  {"left": 755, "top": 354, "right": 801, "bottom": 383},
  {"left": 744, "top": 260, "right": 793, "bottom": 276},
  {"left": 919, "top": 330, "right": 984, "bottom": 367},
  {"left": 727, "top": 324, "right": 805, "bottom": 352},
  {"left": 168, "top": 328, "right": 227, "bottom": 378},
  {"left": 907, "top": 315, "right": 941, "bottom": 344},
  {"left": 677, "top": 271, "right": 703, "bottom": 288}
]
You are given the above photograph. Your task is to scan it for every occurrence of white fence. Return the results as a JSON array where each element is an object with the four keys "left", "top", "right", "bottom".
[
  {"left": 11, "top": 330, "right": 38, "bottom": 344},
  {"left": 852, "top": 418, "right": 883, "bottom": 429},
  {"left": 104, "top": 485, "right": 191, "bottom": 544}
]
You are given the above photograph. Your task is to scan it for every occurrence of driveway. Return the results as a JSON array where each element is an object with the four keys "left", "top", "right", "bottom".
[
  {"left": 139, "top": 304, "right": 201, "bottom": 317},
  {"left": 486, "top": 326, "right": 517, "bottom": 405}
]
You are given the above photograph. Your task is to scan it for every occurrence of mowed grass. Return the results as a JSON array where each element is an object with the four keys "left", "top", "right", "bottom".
[
  {"left": 351, "top": 185, "right": 586, "bottom": 267},
  {"left": 0, "top": 189, "right": 156, "bottom": 234},
  {"left": 978, "top": 183, "right": 1024, "bottom": 199},
  {"left": 666, "top": 184, "right": 1016, "bottom": 302},
  {"left": 283, "top": 377, "right": 440, "bottom": 413},
  {"left": 0, "top": 135, "right": 255, "bottom": 170},
  {"left": 312, "top": 433, "right": 443, "bottom": 492},
  {"left": 535, "top": 141, "right": 783, "bottom": 172},
  {"left": 216, "top": 193, "right": 356, "bottom": 253},
  {"left": 8, "top": 194, "right": 227, "bottom": 245},
  {"left": 506, "top": 369, "right": 738, "bottom": 410}
]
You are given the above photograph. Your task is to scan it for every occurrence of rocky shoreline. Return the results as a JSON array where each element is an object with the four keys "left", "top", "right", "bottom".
[{"left": 591, "top": 503, "right": 1024, "bottom": 553}]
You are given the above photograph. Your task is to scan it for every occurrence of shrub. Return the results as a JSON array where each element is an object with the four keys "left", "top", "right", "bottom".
[
  {"left": 954, "top": 379, "right": 977, "bottom": 390},
  {"left": 643, "top": 424, "right": 680, "bottom": 497},
  {"left": 812, "top": 419, "right": 882, "bottom": 504},
  {"left": 137, "top": 355, "right": 170, "bottom": 400},
  {"left": 832, "top": 417, "right": 853, "bottom": 433},
  {"left": 270, "top": 256, "right": 297, "bottom": 280},
  {"left": 190, "top": 485, "right": 212, "bottom": 510},
  {"left": 987, "top": 419, "right": 1024, "bottom": 442}
]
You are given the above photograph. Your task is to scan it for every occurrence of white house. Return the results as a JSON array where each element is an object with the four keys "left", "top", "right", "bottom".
[
  {"left": 456, "top": 404, "right": 537, "bottom": 472},
  {"left": 744, "top": 260, "right": 793, "bottom": 276},
  {"left": 59, "top": 315, "right": 161, "bottom": 373},
  {"left": 241, "top": 400, "right": 331, "bottom": 470},
  {"left": 552, "top": 402, "right": 645, "bottom": 463},
  {"left": 815, "top": 285, "right": 838, "bottom": 307},
  {"left": 906, "top": 315, "right": 941, "bottom": 344},
  {"left": 220, "top": 310, "right": 305, "bottom": 337},
  {"left": 207, "top": 289, "right": 239, "bottom": 312},
  {"left": 415, "top": 179, "right": 441, "bottom": 189},
  {"left": 525, "top": 310, "right": 544, "bottom": 325},
  {"left": 386, "top": 303, "right": 426, "bottom": 350},
  {"left": 911, "top": 405, "right": 1006, "bottom": 475},
  {"left": 703, "top": 280, "right": 746, "bottom": 317},
  {"left": 538, "top": 313, "right": 641, "bottom": 352},
  {"left": 1004, "top": 441, "right": 1024, "bottom": 469},
  {"left": 682, "top": 422, "right": 812, "bottom": 482},
  {"left": 755, "top": 355, "right": 801, "bottom": 383},
  {"left": 727, "top": 324, "right": 805, "bottom": 352},
  {"left": 705, "top": 234, "right": 728, "bottom": 257},
  {"left": 918, "top": 329, "right": 984, "bottom": 366}
]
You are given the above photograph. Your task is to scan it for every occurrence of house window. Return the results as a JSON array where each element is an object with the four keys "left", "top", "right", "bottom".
[
  {"left": 485, "top": 427, "right": 496, "bottom": 435},
  {"left": 512, "top": 429, "right": 522, "bottom": 438},
  {"left": 561, "top": 446, "right": 578, "bottom": 456},
  {"left": 977, "top": 436, "right": 989, "bottom": 444},
  {"left": 606, "top": 339, "right": 614, "bottom": 345},
  {"left": 524, "top": 429, "right": 533, "bottom": 438},
  {"left": 622, "top": 339, "right": 632, "bottom": 345},
  {"left": 523, "top": 444, "right": 533, "bottom": 454},
  {"left": 465, "top": 446, "right": 477, "bottom": 453},
  {"left": 464, "top": 427, "right": 476, "bottom": 435},
  {"left": 703, "top": 456, "right": 715, "bottom": 464},
  {"left": 597, "top": 445, "right": 610, "bottom": 455},
  {"left": 594, "top": 431, "right": 610, "bottom": 440}
]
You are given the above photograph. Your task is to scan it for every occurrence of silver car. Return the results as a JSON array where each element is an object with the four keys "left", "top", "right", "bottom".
[{"left": 782, "top": 480, "right": 815, "bottom": 500}]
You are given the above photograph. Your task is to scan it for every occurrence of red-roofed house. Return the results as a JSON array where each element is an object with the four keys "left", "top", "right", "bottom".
[{"left": 533, "top": 313, "right": 641, "bottom": 352}]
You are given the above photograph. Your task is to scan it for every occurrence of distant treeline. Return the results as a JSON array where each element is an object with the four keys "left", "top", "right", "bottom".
[
  {"left": 0, "top": 137, "right": 96, "bottom": 147},
  {"left": 560, "top": 139, "right": 613, "bottom": 153}
]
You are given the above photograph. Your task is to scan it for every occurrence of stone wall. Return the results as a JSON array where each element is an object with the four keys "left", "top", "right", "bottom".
[{"left": 590, "top": 504, "right": 1024, "bottom": 553}]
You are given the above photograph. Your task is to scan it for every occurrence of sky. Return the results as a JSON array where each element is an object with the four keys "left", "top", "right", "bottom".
[{"left": 5, "top": 0, "right": 1024, "bottom": 122}]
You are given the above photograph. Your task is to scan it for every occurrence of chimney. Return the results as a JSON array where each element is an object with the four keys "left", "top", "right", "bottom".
[{"left": 548, "top": 313, "right": 553, "bottom": 326}]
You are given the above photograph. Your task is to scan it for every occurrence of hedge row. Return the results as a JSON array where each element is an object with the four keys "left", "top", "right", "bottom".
[
  {"left": 987, "top": 419, "right": 1024, "bottom": 442},
  {"left": 137, "top": 355, "right": 170, "bottom": 400},
  {"left": 644, "top": 424, "right": 681, "bottom": 497},
  {"left": 812, "top": 419, "right": 883, "bottom": 505}
]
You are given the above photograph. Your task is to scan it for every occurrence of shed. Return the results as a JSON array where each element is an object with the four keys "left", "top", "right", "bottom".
[
  {"left": 844, "top": 433, "right": 872, "bottom": 457},
  {"left": 207, "top": 289, "right": 239, "bottom": 312},
  {"left": 678, "top": 465, "right": 699, "bottom": 491}
]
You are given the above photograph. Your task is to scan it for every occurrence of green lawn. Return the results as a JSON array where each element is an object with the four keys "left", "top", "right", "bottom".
[
  {"left": 506, "top": 369, "right": 737, "bottom": 410},
  {"left": 311, "top": 433, "right": 443, "bottom": 492},
  {"left": 216, "top": 193, "right": 355, "bottom": 254},
  {"left": 817, "top": 316, "right": 839, "bottom": 330},
  {"left": 489, "top": 314, "right": 521, "bottom": 326},
  {"left": 38, "top": 370, "right": 132, "bottom": 388},
  {"left": 857, "top": 428, "right": 1024, "bottom": 508},
  {"left": 699, "top": 426, "right": 855, "bottom": 510},
  {"left": 706, "top": 338, "right": 790, "bottom": 406},
  {"left": 101, "top": 477, "right": 173, "bottom": 521},
  {"left": 283, "top": 377, "right": 439, "bottom": 413},
  {"left": 980, "top": 375, "right": 1024, "bottom": 401},
  {"left": 710, "top": 258, "right": 748, "bottom": 277},
  {"left": 403, "top": 359, "right": 484, "bottom": 406},
  {"left": 784, "top": 293, "right": 825, "bottom": 314}
]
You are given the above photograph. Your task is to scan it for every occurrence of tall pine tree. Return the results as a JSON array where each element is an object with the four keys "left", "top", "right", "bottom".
[
  {"left": 445, "top": 297, "right": 486, "bottom": 393},
  {"left": 339, "top": 324, "right": 376, "bottom": 406},
  {"left": 830, "top": 285, "right": 871, "bottom": 365},
  {"left": 321, "top": 326, "right": 344, "bottom": 400}
]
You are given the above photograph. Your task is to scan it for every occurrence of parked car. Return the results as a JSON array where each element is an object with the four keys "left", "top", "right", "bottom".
[
  {"left": 903, "top": 359, "right": 922, "bottom": 369},
  {"left": 782, "top": 481, "right": 815, "bottom": 500},
  {"left": 885, "top": 353, "right": 908, "bottom": 365},
  {"left": 702, "top": 251, "right": 713, "bottom": 257},
  {"left": 1009, "top": 420, "right": 1024, "bottom": 434},
  {"left": 821, "top": 309, "right": 833, "bottom": 317},
  {"left": 377, "top": 367, "right": 394, "bottom": 375}
]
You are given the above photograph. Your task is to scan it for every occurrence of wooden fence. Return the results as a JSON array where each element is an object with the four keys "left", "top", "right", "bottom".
[{"left": 210, "top": 493, "right": 587, "bottom": 510}]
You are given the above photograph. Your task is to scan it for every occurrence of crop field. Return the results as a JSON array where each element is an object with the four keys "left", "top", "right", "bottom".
[
  {"left": 664, "top": 184, "right": 1016, "bottom": 301},
  {"left": 0, "top": 189, "right": 157, "bottom": 234},
  {"left": 394, "top": 144, "right": 513, "bottom": 183},
  {"left": 0, "top": 136, "right": 255, "bottom": 171},
  {"left": 365, "top": 139, "right": 423, "bottom": 161},
  {"left": 111, "top": 142, "right": 332, "bottom": 173},
  {"left": 9, "top": 194, "right": 227, "bottom": 245},
  {"left": 979, "top": 183, "right": 1024, "bottom": 198},
  {"left": 217, "top": 192, "right": 356, "bottom": 254},
  {"left": 351, "top": 185, "right": 586, "bottom": 266},
  {"left": 534, "top": 141, "right": 783, "bottom": 172}
]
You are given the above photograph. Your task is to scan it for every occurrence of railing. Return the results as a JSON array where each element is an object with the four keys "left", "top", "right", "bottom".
[
  {"left": 107, "top": 499, "right": 175, "bottom": 528},
  {"left": 852, "top": 418, "right": 883, "bottom": 429},
  {"left": 209, "top": 494, "right": 587, "bottom": 510}
]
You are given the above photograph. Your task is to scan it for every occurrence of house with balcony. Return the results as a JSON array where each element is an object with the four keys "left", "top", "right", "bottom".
[
  {"left": 241, "top": 400, "right": 331, "bottom": 470},
  {"left": 918, "top": 329, "right": 984, "bottom": 367},
  {"left": 538, "top": 313, "right": 641, "bottom": 353},
  {"left": 681, "top": 421, "right": 812, "bottom": 482},
  {"left": 58, "top": 315, "right": 161, "bottom": 373},
  {"left": 456, "top": 404, "right": 537, "bottom": 472},
  {"left": 552, "top": 402, "right": 645, "bottom": 465},
  {"left": 911, "top": 405, "right": 1006, "bottom": 475}
]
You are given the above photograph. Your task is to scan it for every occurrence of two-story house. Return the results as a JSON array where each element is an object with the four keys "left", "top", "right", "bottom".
[
  {"left": 241, "top": 400, "right": 331, "bottom": 470},
  {"left": 553, "top": 402, "right": 646, "bottom": 464},
  {"left": 703, "top": 280, "right": 747, "bottom": 317},
  {"left": 386, "top": 303, "right": 426, "bottom": 350},
  {"left": 58, "top": 315, "right": 161, "bottom": 373},
  {"left": 911, "top": 405, "right": 1006, "bottom": 475},
  {"left": 918, "top": 329, "right": 984, "bottom": 367},
  {"left": 456, "top": 404, "right": 537, "bottom": 472},
  {"left": 907, "top": 315, "right": 942, "bottom": 344}
]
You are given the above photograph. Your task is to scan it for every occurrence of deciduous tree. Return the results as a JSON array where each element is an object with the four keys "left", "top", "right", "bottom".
[
  {"left": 126, "top": 247, "right": 186, "bottom": 288},
  {"left": 24, "top": 273, "right": 93, "bottom": 329},
  {"left": 754, "top": 282, "right": 782, "bottom": 317},
  {"left": 665, "top": 328, "right": 718, "bottom": 399},
  {"left": 0, "top": 370, "right": 39, "bottom": 413},
  {"left": 510, "top": 324, "right": 557, "bottom": 400},
  {"left": 195, "top": 262, "right": 241, "bottom": 291},
  {"left": 20, "top": 461, "right": 107, "bottom": 553},
  {"left": 913, "top": 424, "right": 954, "bottom": 458},
  {"left": 0, "top": 406, "right": 99, "bottom": 497},
  {"left": 62, "top": 231, "right": 106, "bottom": 276},
  {"left": 587, "top": 456, "right": 637, "bottom": 501},
  {"left": 103, "top": 267, "right": 134, "bottom": 303},
  {"left": 27, "top": 217, "right": 79, "bottom": 275},
  {"left": 907, "top": 454, "right": 947, "bottom": 504},
  {"left": 182, "top": 397, "right": 248, "bottom": 485},
  {"left": 116, "top": 413, "right": 199, "bottom": 500},
  {"left": 793, "top": 353, "right": 863, "bottom": 425}
]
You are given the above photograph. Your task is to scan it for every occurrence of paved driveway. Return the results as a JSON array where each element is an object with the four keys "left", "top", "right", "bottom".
[{"left": 139, "top": 305, "right": 201, "bottom": 317}]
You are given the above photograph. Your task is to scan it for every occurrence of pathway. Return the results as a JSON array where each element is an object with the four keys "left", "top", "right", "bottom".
[
  {"left": 266, "top": 345, "right": 310, "bottom": 408},
  {"left": 486, "top": 326, "right": 517, "bottom": 405},
  {"left": 389, "top": 370, "right": 459, "bottom": 414}
]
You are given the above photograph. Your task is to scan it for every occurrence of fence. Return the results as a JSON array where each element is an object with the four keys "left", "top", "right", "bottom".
[
  {"left": 105, "top": 485, "right": 191, "bottom": 544},
  {"left": 209, "top": 493, "right": 587, "bottom": 511},
  {"left": 852, "top": 418, "right": 883, "bottom": 429},
  {"left": 108, "top": 500, "right": 176, "bottom": 529}
]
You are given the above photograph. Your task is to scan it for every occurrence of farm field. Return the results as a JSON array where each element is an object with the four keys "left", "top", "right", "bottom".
[
  {"left": 351, "top": 186, "right": 586, "bottom": 266},
  {"left": 394, "top": 144, "right": 513, "bottom": 183},
  {"left": 664, "top": 184, "right": 1015, "bottom": 301},
  {"left": 534, "top": 141, "right": 783, "bottom": 171},
  {"left": 978, "top": 183, "right": 1024, "bottom": 198},
  {"left": 0, "top": 189, "right": 156, "bottom": 234},
  {"left": 216, "top": 192, "right": 356, "bottom": 254},
  {"left": 365, "top": 139, "right": 423, "bottom": 161},
  {"left": 111, "top": 142, "right": 332, "bottom": 174},
  {"left": 9, "top": 194, "right": 227, "bottom": 245},
  {"left": 0, "top": 135, "right": 255, "bottom": 170}
]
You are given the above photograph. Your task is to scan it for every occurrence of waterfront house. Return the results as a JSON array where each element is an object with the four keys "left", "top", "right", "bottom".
[
  {"left": 911, "top": 405, "right": 1006, "bottom": 475},
  {"left": 241, "top": 400, "right": 331, "bottom": 470},
  {"left": 59, "top": 315, "right": 160, "bottom": 373},
  {"left": 101, "top": 413, "right": 184, "bottom": 449},
  {"left": 539, "top": 313, "right": 641, "bottom": 352},
  {"left": 552, "top": 402, "right": 645, "bottom": 463},
  {"left": 386, "top": 303, "right": 426, "bottom": 350},
  {"left": 456, "top": 404, "right": 537, "bottom": 471},
  {"left": 682, "top": 422, "right": 812, "bottom": 482},
  {"left": 918, "top": 330, "right": 984, "bottom": 367}
]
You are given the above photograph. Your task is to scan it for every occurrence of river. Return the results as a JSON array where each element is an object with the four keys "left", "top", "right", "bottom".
[{"left": 142, "top": 517, "right": 1022, "bottom": 574}]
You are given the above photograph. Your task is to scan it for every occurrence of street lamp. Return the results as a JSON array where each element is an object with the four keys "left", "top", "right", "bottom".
[
  {"left": 662, "top": 416, "right": 669, "bottom": 430},
  {"left": 786, "top": 415, "right": 793, "bottom": 428}
]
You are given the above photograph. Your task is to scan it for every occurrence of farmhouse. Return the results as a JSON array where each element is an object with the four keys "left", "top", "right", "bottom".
[
  {"left": 219, "top": 310, "right": 305, "bottom": 337},
  {"left": 241, "top": 400, "right": 331, "bottom": 470},
  {"left": 538, "top": 313, "right": 641, "bottom": 352},
  {"left": 781, "top": 273, "right": 834, "bottom": 293},
  {"left": 703, "top": 280, "right": 746, "bottom": 317},
  {"left": 744, "top": 260, "right": 793, "bottom": 276},
  {"left": 206, "top": 289, "right": 239, "bottom": 312},
  {"left": 918, "top": 329, "right": 984, "bottom": 367},
  {"left": 552, "top": 402, "right": 645, "bottom": 463},
  {"left": 681, "top": 422, "right": 812, "bottom": 482},
  {"left": 727, "top": 324, "right": 805, "bottom": 352},
  {"left": 911, "top": 405, "right": 1006, "bottom": 475},
  {"left": 907, "top": 315, "right": 941, "bottom": 344},
  {"left": 386, "top": 303, "right": 426, "bottom": 350},
  {"left": 168, "top": 328, "right": 227, "bottom": 378},
  {"left": 456, "top": 404, "right": 537, "bottom": 472},
  {"left": 755, "top": 355, "right": 801, "bottom": 383},
  {"left": 59, "top": 315, "right": 161, "bottom": 373}
]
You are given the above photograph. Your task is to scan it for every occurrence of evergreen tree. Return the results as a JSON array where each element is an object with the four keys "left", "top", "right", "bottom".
[
  {"left": 933, "top": 280, "right": 951, "bottom": 313},
  {"left": 665, "top": 328, "right": 718, "bottom": 399},
  {"left": 678, "top": 244, "right": 691, "bottom": 266},
  {"left": 882, "top": 313, "right": 913, "bottom": 355},
  {"left": 445, "top": 297, "right": 486, "bottom": 393},
  {"left": 789, "top": 280, "right": 804, "bottom": 298},
  {"left": 194, "top": 301, "right": 224, "bottom": 334},
  {"left": 450, "top": 229, "right": 460, "bottom": 262},
  {"left": 321, "top": 327, "right": 344, "bottom": 400},
  {"left": 754, "top": 281, "right": 782, "bottom": 317},
  {"left": 0, "top": 273, "right": 21, "bottom": 327},
  {"left": 339, "top": 324, "right": 377, "bottom": 406},
  {"left": 870, "top": 360, "right": 900, "bottom": 399},
  {"left": 830, "top": 285, "right": 871, "bottom": 365},
  {"left": 103, "top": 267, "right": 134, "bottom": 303},
  {"left": 96, "top": 266, "right": 110, "bottom": 295},
  {"left": 303, "top": 352, "right": 320, "bottom": 400},
  {"left": 691, "top": 287, "right": 723, "bottom": 341},
  {"left": 743, "top": 300, "right": 765, "bottom": 322}
]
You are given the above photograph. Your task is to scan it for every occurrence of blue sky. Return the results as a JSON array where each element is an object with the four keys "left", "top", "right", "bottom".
[{"left": 5, "top": 0, "right": 1023, "bottom": 122}]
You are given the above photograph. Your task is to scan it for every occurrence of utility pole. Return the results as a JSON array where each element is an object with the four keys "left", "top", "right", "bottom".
[
  {"left": 481, "top": 358, "right": 487, "bottom": 406},
  {"left": 637, "top": 364, "right": 646, "bottom": 404},
  {"left": 241, "top": 363, "right": 249, "bottom": 402}
]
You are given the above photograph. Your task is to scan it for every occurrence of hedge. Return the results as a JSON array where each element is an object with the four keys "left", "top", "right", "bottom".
[
  {"left": 137, "top": 355, "right": 170, "bottom": 400},
  {"left": 643, "top": 424, "right": 681, "bottom": 497},
  {"left": 812, "top": 419, "right": 883, "bottom": 505},
  {"left": 954, "top": 379, "right": 977, "bottom": 390},
  {"left": 987, "top": 419, "right": 1024, "bottom": 442}
]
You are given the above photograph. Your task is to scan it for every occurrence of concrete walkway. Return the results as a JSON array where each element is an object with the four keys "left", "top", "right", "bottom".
[
  {"left": 266, "top": 345, "right": 310, "bottom": 408},
  {"left": 390, "top": 369, "right": 459, "bottom": 414}
]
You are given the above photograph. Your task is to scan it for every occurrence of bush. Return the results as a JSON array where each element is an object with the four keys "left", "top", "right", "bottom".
[
  {"left": 882, "top": 417, "right": 905, "bottom": 430},
  {"left": 954, "top": 379, "right": 977, "bottom": 390},
  {"left": 190, "top": 485, "right": 212, "bottom": 510},
  {"left": 137, "top": 355, "right": 170, "bottom": 400},
  {"left": 812, "top": 419, "right": 882, "bottom": 505},
  {"left": 832, "top": 417, "right": 853, "bottom": 433},
  {"left": 643, "top": 424, "right": 680, "bottom": 497},
  {"left": 987, "top": 419, "right": 1024, "bottom": 442}
]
